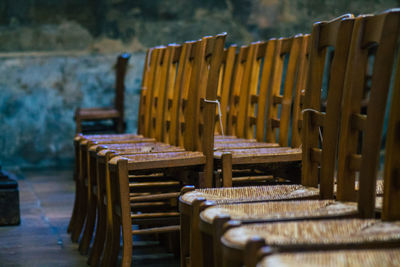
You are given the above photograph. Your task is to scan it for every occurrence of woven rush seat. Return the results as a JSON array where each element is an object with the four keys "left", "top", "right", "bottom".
[
  {"left": 258, "top": 249, "right": 400, "bottom": 267},
  {"left": 180, "top": 185, "right": 319, "bottom": 205},
  {"left": 214, "top": 141, "right": 279, "bottom": 150},
  {"left": 106, "top": 146, "right": 184, "bottom": 154},
  {"left": 78, "top": 133, "right": 141, "bottom": 139},
  {"left": 214, "top": 147, "right": 302, "bottom": 164},
  {"left": 94, "top": 142, "right": 185, "bottom": 154},
  {"left": 200, "top": 200, "right": 358, "bottom": 224},
  {"left": 222, "top": 219, "right": 400, "bottom": 250},
  {"left": 96, "top": 142, "right": 174, "bottom": 150},
  {"left": 214, "top": 135, "right": 240, "bottom": 140},
  {"left": 214, "top": 138, "right": 257, "bottom": 143},
  {"left": 110, "top": 151, "right": 206, "bottom": 170},
  {"left": 87, "top": 137, "right": 155, "bottom": 145},
  {"left": 77, "top": 108, "right": 120, "bottom": 120}
]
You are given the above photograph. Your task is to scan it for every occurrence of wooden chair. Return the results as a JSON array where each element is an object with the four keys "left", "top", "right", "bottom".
[
  {"left": 179, "top": 32, "right": 314, "bottom": 267},
  {"left": 83, "top": 40, "right": 222, "bottom": 262},
  {"left": 84, "top": 42, "right": 267, "bottom": 265},
  {"left": 68, "top": 46, "right": 187, "bottom": 246},
  {"left": 74, "top": 53, "right": 130, "bottom": 134},
  {"left": 218, "top": 9, "right": 400, "bottom": 267},
  {"left": 71, "top": 41, "right": 242, "bottom": 259},
  {"left": 76, "top": 44, "right": 191, "bottom": 260},
  {"left": 67, "top": 47, "right": 164, "bottom": 243},
  {"left": 85, "top": 44, "right": 190, "bottom": 265},
  {"left": 105, "top": 34, "right": 226, "bottom": 267},
  {"left": 67, "top": 48, "right": 157, "bottom": 239}
]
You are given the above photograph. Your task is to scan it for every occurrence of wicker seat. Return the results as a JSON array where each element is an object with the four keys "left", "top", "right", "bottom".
[
  {"left": 201, "top": 200, "right": 358, "bottom": 224},
  {"left": 258, "top": 249, "right": 400, "bottom": 267},
  {"left": 214, "top": 147, "right": 302, "bottom": 164},
  {"left": 181, "top": 185, "right": 318, "bottom": 205},
  {"left": 222, "top": 219, "right": 400, "bottom": 251},
  {"left": 213, "top": 141, "right": 279, "bottom": 150}
]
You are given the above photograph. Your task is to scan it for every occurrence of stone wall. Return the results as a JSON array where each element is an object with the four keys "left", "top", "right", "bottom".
[{"left": 0, "top": 0, "right": 398, "bottom": 169}]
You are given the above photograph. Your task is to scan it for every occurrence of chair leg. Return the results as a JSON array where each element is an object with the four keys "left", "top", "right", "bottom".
[
  {"left": 78, "top": 191, "right": 97, "bottom": 255},
  {"left": 88, "top": 199, "right": 107, "bottom": 266},
  {"left": 212, "top": 216, "right": 231, "bottom": 267},
  {"left": 103, "top": 216, "right": 121, "bottom": 267},
  {"left": 190, "top": 199, "right": 207, "bottom": 267},
  {"left": 68, "top": 138, "right": 83, "bottom": 234},
  {"left": 180, "top": 212, "right": 190, "bottom": 267},
  {"left": 121, "top": 225, "right": 133, "bottom": 267},
  {"left": 67, "top": 173, "right": 80, "bottom": 234},
  {"left": 201, "top": 231, "right": 214, "bottom": 267},
  {"left": 116, "top": 118, "right": 125, "bottom": 133},
  {"left": 100, "top": 217, "right": 114, "bottom": 267},
  {"left": 75, "top": 111, "right": 82, "bottom": 133},
  {"left": 221, "top": 153, "right": 233, "bottom": 187},
  {"left": 100, "top": 154, "right": 116, "bottom": 267},
  {"left": 71, "top": 179, "right": 88, "bottom": 242},
  {"left": 222, "top": 255, "right": 242, "bottom": 267},
  {"left": 243, "top": 237, "right": 266, "bottom": 267},
  {"left": 117, "top": 159, "right": 133, "bottom": 267}
]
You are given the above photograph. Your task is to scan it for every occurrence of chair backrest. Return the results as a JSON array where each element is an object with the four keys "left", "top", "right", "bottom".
[
  {"left": 114, "top": 53, "right": 131, "bottom": 127},
  {"left": 142, "top": 44, "right": 182, "bottom": 142},
  {"left": 142, "top": 47, "right": 165, "bottom": 137},
  {"left": 227, "top": 45, "right": 250, "bottom": 137},
  {"left": 148, "top": 46, "right": 169, "bottom": 139},
  {"left": 301, "top": 14, "right": 355, "bottom": 193},
  {"left": 228, "top": 35, "right": 309, "bottom": 144},
  {"left": 137, "top": 48, "right": 152, "bottom": 135},
  {"left": 331, "top": 10, "right": 400, "bottom": 217},
  {"left": 171, "top": 41, "right": 197, "bottom": 147},
  {"left": 264, "top": 35, "right": 310, "bottom": 147},
  {"left": 239, "top": 41, "right": 267, "bottom": 140},
  {"left": 215, "top": 45, "right": 237, "bottom": 135},
  {"left": 183, "top": 34, "right": 227, "bottom": 152},
  {"left": 155, "top": 44, "right": 183, "bottom": 143}
]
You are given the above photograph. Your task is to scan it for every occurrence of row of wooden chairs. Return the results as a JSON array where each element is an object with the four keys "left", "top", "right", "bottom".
[
  {"left": 67, "top": 8, "right": 400, "bottom": 266},
  {"left": 69, "top": 35, "right": 232, "bottom": 267},
  {"left": 68, "top": 27, "right": 312, "bottom": 266},
  {"left": 179, "top": 8, "right": 400, "bottom": 267}
]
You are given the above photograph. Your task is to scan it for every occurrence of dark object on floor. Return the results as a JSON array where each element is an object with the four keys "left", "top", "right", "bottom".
[{"left": 0, "top": 166, "right": 20, "bottom": 226}]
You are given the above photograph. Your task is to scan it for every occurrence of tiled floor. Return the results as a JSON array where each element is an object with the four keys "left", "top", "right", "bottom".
[{"left": 0, "top": 168, "right": 179, "bottom": 267}]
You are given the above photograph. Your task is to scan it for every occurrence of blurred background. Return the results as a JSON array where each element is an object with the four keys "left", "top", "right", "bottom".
[{"left": 0, "top": 0, "right": 398, "bottom": 171}]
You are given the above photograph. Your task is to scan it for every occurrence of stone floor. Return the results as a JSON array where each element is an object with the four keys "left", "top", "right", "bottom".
[{"left": 0, "top": 168, "right": 179, "bottom": 266}]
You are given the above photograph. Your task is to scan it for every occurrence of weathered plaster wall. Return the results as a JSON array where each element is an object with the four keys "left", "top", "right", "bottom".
[
  {"left": 1, "top": 0, "right": 398, "bottom": 52},
  {"left": 0, "top": 0, "right": 398, "bottom": 169},
  {"left": 0, "top": 53, "right": 145, "bottom": 169}
]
